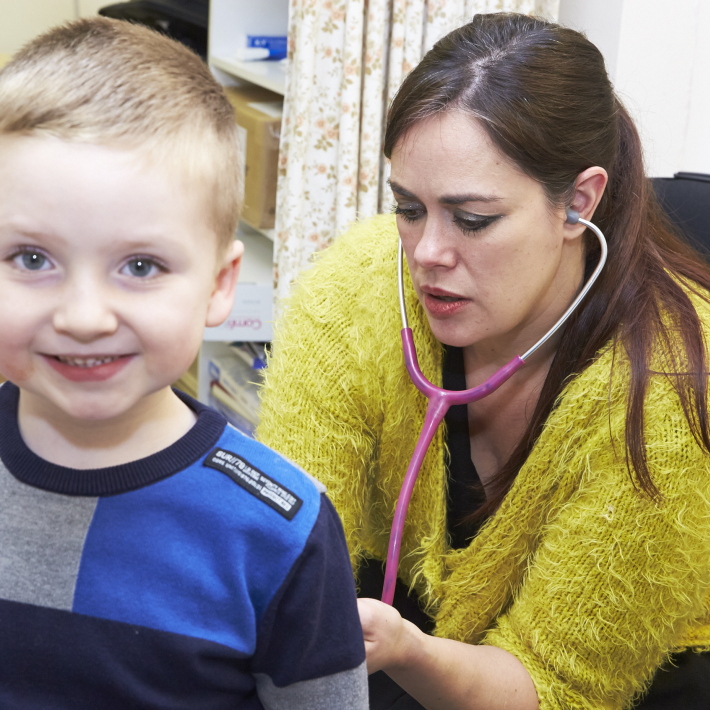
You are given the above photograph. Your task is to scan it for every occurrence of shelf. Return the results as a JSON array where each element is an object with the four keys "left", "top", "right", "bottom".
[
  {"left": 240, "top": 218, "right": 275, "bottom": 242},
  {"left": 208, "top": 0, "right": 288, "bottom": 95},
  {"left": 235, "top": 227, "right": 274, "bottom": 283},
  {"left": 211, "top": 55, "right": 286, "bottom": 95},
  {"left": 205, "top": 0, "right": 287, "bottom": 345}
]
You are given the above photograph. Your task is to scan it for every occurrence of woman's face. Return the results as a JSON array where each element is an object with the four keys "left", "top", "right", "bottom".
[{"left": 390, "top": 111, "right": 586, "bottom": 362}]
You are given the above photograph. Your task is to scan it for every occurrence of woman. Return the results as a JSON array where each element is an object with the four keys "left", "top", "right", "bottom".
[{"left": 257, "top": 13, "right": 710, "bottom": 710}]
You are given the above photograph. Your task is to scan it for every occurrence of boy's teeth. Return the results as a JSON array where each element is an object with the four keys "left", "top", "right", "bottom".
[{"left": 56, "top": 355, "right": 121, "bottom": 368}]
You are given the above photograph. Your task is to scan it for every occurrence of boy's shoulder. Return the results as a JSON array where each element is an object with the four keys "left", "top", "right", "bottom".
[
  {"left": 209, "top": 421, "right": 327, "bottom": 511},
  {"left": 188, "top": 421, "right": 328, "bottom": 548}
]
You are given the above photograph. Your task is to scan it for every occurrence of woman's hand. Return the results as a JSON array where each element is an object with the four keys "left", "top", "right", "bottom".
[
  {"left": 357, "top": 597, "right": 539, "bottom": 710},
  {"left": 358, "top": 597, "right": 418, "bottom": 674}
]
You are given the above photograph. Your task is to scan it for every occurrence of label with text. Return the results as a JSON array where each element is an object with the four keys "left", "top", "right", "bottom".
[{"left": 203, "top": 448, "right": 303, "bottom": 520}]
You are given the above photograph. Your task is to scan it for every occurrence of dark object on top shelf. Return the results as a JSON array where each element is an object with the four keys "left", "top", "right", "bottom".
[
  {"left": 99, "top": 1, "right": 208, "bottom": 58},
  {"left": 651, "top": 172, "right": 710, "bottom": 259}
]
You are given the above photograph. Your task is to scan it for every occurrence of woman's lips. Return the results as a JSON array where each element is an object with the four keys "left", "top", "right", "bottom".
[
  {"left": 421, "top": 287, "right": 470, "bottom": 317},
  {"left": 43, "top": 354, "right": 134, "bottom": 382}
]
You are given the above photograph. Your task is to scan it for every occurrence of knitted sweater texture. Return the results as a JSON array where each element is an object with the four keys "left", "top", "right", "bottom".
[{"left": 257, "top": 214, "right": 710, "bottom": 710}]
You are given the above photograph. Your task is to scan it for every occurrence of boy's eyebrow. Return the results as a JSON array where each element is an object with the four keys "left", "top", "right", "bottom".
[
  {"left": 0, "top": 224, "right": 185, "bottom": 253},
  {"left": 110, "top": 235, "right": 181, "bottom": 249},
  {"left": 388, "top": 179, "right": 502, "bottom": 205},
  {"left": 0, "top": 227, "right": 162, "bottom": 247},
  {"left": 0, "top": 225, "right": 60, "bottom": 241}
]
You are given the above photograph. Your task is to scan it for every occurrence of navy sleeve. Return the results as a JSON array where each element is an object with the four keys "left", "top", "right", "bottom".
[{"left": 250, "top": 493, "right": 366, "bottom": 686}]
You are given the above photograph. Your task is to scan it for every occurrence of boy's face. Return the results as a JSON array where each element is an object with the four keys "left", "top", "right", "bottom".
[{"left": 0, "top": 136, "right": 241, "bottom": 423}]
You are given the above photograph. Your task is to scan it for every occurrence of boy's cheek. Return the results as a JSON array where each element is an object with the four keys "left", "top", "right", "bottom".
[
  {"left": 0, "top": 320, "right": 35, "bottom": 384},
  {"left": 149, "top": 348, "right": 199, "bottom": 383},
  {"left": 143, "top": 321, "right": 203, "bottom": 378},
  {"left": 0, "top": 354, "right": 33, "bottom": 384}
]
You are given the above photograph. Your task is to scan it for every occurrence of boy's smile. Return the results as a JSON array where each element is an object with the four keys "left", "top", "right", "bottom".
[
  {"left": 46, "top": 354, "right": 134, "bottom": 382},
  {"left": 0, "top": 136, "right": 241, "bottom": 464}
]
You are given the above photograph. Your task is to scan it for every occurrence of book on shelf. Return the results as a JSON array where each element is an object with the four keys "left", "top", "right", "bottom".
[
  {"left": 228, "top": 341, "right": 267, "bottom": 371},
  {"left": 207, "top": 347, "right": 263, "bottom": 412},
  {"left": 208, "top": 382, "right": 257, "bottom": 437},
  {"left": 207, "top": 343, "right": 267, "bottom": 438}
]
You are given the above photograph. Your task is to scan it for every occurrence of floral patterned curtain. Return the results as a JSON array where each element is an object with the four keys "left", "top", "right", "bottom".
[{"left": 274, "top": 0, "right": 560, "bottom": 305}]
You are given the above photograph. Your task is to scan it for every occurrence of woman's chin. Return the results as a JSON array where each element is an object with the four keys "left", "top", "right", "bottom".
[{"left": 425, "top": 322, "right": 478, "bottom": 350}]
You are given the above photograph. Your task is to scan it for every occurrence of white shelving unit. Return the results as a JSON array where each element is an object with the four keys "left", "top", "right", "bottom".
[
  {"left": 243, "top": 221, "right": 275, "bottom": 242},
  {"left": 208, "top": 0, "right": 289, "bottom": 94},
  {"left": 199, "top": 0, "right": 288, "bottom": 403},
  {"left": 199, "top": 211, "right": 276, "bottom": 402},
  {"left": 202, "top": 0, "right": 287, "bottom": 345},
  {"left": 211, "top": 55, "right": 286, "bottom": 96}
]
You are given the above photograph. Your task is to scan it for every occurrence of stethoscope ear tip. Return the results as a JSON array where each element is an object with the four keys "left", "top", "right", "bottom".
[{"left": 565, "top": 208, "right": 581, "bottom": 225}]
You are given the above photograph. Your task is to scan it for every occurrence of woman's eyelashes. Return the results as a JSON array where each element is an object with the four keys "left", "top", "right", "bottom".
[
  {"left": 394, "top": 203, "right": 501, "bottom": 234},
  {"left": 453, "top": 212, "right": 501, "bottom": 235},
  {"left": 393, "top": 204, "right": 423, "bottom": 223}
]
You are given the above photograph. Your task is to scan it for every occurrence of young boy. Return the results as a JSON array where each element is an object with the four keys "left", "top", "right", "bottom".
[{"left": 0, "top": 18, "right": 367, "bottom": 709}]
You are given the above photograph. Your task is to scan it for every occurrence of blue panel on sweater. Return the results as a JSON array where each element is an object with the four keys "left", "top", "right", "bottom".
[{"left": 73, "top": 426, "right": 322, "bottom": 654}]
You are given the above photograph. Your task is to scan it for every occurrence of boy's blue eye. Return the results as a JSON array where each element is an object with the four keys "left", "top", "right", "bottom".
[
  {"left": 12, "top": 250, "right": 51, "bottom": 271},
  {"left": 123, "top": 258, "right": 159, "bottom": 278},
  {"left": 22, "top": 252, "right": 47, "bottom": 270}
]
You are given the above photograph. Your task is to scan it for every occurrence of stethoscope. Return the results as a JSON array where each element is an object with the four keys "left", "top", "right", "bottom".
[{"left": 381, "top": 209, "right": 608, "bottom": 605}]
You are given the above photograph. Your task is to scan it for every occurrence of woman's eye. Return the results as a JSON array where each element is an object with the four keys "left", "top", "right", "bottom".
[
  {"left": 394, "top": 205, "right": 424, "bottom": 223},
  {"left": 453, "top": 214, "right": 500, "bottom": 235},
  {"left": 122, "top": 258, "right": 162, "bottom": 278},
  {"left": 12, "top": 250, "right": 51, "bottom": 271}
]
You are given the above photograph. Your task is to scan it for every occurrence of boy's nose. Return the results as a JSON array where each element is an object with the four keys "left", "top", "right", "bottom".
[{"left": 52, "top": 282, "right": 119, "bottom": 341}]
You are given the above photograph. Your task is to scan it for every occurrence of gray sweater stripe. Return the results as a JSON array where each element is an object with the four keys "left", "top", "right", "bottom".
[
  {"left": 0, "top": 462, "right": 97, "bottom": 610},
  {"left": 254, "top": 661, "right": 369, "bottom": 710}
]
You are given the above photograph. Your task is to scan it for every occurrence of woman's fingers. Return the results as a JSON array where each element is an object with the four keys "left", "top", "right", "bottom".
[{"left": 357, "top": 597, "right": 407, "bottom": 674}]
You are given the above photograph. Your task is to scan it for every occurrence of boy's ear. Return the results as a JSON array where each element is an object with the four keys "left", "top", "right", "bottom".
[{"left": 205, "top": 239, "right": 244, "bottom": 327}]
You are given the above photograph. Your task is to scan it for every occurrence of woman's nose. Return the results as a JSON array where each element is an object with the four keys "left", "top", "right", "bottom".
[
  {"left": 52, "top": 278, "right": 119, "bottom": 341},
  {"left": 412, "top": 216, "right": 458, "bottom": 270}
]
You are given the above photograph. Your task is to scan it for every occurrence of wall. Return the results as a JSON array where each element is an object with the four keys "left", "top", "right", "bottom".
[
  {"left": 558, "top": 0, "right": 709, "bottom": 178},
  {"left": 0, "top": 0, "right": 105, "bottom": 56},
  {"left": 682, "top": 0, "right": 710, "bottom": 175},
  {"left": 78, "top": 0, "right": 109, "bottom": 17}
]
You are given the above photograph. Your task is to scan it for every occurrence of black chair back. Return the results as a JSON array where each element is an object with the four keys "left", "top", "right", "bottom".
[
  {"left": 651, "top": 172, "right": 710, "bottom": 259},
  {"left": 99, "top": 1, "right": 208, "bottom": 57}
]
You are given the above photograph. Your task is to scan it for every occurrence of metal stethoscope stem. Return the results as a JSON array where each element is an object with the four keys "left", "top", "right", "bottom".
[{"left": 382, "top": 215, "right": 607, "bottom": 605}]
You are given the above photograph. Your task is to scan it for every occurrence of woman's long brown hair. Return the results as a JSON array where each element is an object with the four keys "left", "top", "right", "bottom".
[{"left": 384, "top": 13, "right": 710, "bottom": 514}]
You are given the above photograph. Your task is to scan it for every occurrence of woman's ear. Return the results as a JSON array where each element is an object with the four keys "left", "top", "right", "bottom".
[
  {"left": 205, "top": 239, "right": 244, "bottom": 328},
  {"left": 564, "top": 166, "right": 608, "bottom": 237}
]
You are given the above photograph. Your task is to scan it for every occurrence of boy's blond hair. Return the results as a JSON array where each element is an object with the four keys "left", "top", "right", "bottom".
[{"left": 0, "top": 17, "right": 241, "bottom": 252}]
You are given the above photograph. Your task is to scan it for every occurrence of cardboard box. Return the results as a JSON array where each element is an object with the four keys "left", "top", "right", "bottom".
[{"left": 224, "top": 85, "right": 283, "bottom": 230}]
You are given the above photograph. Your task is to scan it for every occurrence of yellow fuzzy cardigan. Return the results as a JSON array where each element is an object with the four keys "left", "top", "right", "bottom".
[{"left": 257, "top": 214, "right": 710, "bottom": 710}]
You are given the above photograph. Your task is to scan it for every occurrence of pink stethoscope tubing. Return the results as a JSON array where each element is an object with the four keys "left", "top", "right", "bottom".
[{"left": 381, "top": 214, "right": 607, "bottom": 605}]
